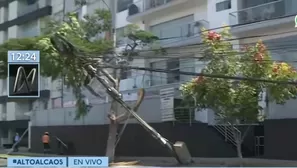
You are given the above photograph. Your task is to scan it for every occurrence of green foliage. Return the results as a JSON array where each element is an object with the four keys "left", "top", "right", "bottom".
[
  {"left": 123, "top": 24, "right": 159, "bottom": 43},
  {"left": 0, "top": 10, "right": 159, "bottom": 119},
  {"left": 181, "top": 27, "right": 297, "bottom": 124}
]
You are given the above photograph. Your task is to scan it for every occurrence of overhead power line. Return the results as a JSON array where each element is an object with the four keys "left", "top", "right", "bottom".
[{"left": 99, "top": 64, "right": 297, "bottom": 85}]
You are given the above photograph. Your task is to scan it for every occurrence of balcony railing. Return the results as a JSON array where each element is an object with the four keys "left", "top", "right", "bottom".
[
  {"left": 229, "top": 0, "right": 297, "bottom": 26},
  {"left": 154, "top": 20, "right": 209, "bottom": 45},
  {"left": 145, "top": 0, "right": 174, "bottom": 10},
  {"left": 18, "top": 2, "right": 39, "bottom": 16},
  {"left": 128, "top": 0, "right": 175, "bottom": 16}
]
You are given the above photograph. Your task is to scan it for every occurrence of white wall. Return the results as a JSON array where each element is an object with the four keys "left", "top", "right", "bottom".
[
  {"left": 207, "top": 0, "right": 239, "bottom": 29},
  {"left": 8, "top": 1, "right": 18, "bottom": 21},
  {"left": 146, "top": 2, "right": 207, "bottom": 27}
]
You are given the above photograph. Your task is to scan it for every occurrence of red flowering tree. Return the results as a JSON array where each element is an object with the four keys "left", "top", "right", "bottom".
[{"left": 180, "top": 27, "right": 297, "bottom": 158}]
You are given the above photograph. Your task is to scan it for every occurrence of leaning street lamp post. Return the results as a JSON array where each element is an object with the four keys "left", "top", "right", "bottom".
[{"left": 50, "top": 33, "right": 192, "bottom": 165}]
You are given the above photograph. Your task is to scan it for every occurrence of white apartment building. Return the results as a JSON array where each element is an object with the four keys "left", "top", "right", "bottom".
[
  {"left": 19, "top": 0, "right": 297, "bottom": 159},
  {"left": 115, "top": 0, "right": 297, "bottom": 159},
  {"left": 0, "top": 0, "right": 112, "bottom": 148},
  {"left": 28, "top": 0, "right": 297, "bottom": 126},
  {"left": 115, "top": 0, "right": 297, "bottom": 121},
  {"left": 0, "top": 0, "right": 53, "bottom": 147}
]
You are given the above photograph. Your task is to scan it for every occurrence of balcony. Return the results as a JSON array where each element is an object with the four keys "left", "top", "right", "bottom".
[
  {"left": 127, "top": 0, "right": 190, "bottom": 22},
  {"left": 18, "top": 2, "right": 39, "bottom": 17},
  {"left": 154, "top": 20, "right": 209, "bottom": 48},
  {"left": 229, "top": 0, "right": 297, "bottom": 34}
]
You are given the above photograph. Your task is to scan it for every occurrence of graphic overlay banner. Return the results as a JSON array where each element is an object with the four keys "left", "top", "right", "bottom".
[
  {"left": 8, "top": 64, "right": 40, "bottom": 97},
  {"left": 7, "top": 50, "right": 40, "bottom": 98},
  {"left": 7, "top": 157, "right": 67, "bottom": 167},
  {"left": 7, "top": 157, "right": 109, "bottom": 167},
  {"left": 68, "top": 157, "right": 109, "bottom": 167}
]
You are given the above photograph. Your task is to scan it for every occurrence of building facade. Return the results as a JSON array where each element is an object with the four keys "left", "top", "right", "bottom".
[
  {"left": 7, "top": 0, "right": 297, "bottom": 160},
  {"left": 0, "top": 0, "right": 52, "bottom": 147}
]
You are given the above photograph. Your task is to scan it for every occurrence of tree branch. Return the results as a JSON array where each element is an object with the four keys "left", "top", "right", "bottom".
[{"left": 240, "top": 125, "right": 251, "bottom": 143}]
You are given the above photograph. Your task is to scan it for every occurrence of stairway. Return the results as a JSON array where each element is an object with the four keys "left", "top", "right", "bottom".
[
  {"left": 212, "top": 122, "right": 241, "bottom": 146},
  {"left": 211, "top": 121, "right": 255, "bottom": 157}
]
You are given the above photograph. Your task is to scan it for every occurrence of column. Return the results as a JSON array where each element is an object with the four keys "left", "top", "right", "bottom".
[
  {"left": 8, "top": 129, "right": 15, "bottom": 144},
  {"left": 8, "top": 25, "right": 18, "bottom": 39},
  {"left": 28, "top": 121, "right": 32, "bottom": 149},
  {"left": 0, "top": 7, "right": 5, "bottom": 24},
  {"left": 8, "top": 1, "right": 18, "bottom": 21},
  {"left": 6, "top": 102, "right": 16, "bottom": 121}
]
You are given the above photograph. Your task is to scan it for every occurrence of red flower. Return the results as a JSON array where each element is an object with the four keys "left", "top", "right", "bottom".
[
  {"left": 272, "top": 67, "right": 278, "bottom": 73},
  {"left": 254, "top": 52, "right": 264, "bottom": 63},
  {"left": 290, "top": 67, "right": 296, "bottom": 73},
  {"left": 208, "top": 31, "right": 221, "bottom": 41},
  {"left": 194, "top": 76, "right": 204, "bottom": 84}
]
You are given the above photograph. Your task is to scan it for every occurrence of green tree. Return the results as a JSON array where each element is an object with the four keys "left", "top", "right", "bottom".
[
  {"left": 0, "top": 9, "right": 158, "bottom": 160},
  {"left": 180, "top": 27, "right": 297, "bottom": 158}
]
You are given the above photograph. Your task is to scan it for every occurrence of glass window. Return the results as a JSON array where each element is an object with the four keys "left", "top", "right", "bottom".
[
  {"left": 216, "top": 0, "right": 231, "bottom": 12},
  {"left": 150, "top": 15, "right": 194, "bottom": 42},
  {"left": 118, "top": 0, "right": 133, "bottom": 12}
]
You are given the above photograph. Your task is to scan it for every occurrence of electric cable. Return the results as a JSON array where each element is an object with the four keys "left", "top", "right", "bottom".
[{"left": 99, "top": 64, "right": 297, "bottom": 85}]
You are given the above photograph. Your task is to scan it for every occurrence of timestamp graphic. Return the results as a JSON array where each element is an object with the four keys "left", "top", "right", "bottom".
[{"left": 7, "top": 50, "right": 40, "bottom": 98}]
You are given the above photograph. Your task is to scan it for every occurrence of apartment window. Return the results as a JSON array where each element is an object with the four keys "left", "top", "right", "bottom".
[
  {"left": 29, "top": 100, "right": 34, "bottom": 111},
  {"left": 150, "top": 15, "right": 194, "bottom": 42},
  {"left": 150, "top": 60, "right": 167, "bottom": 86},
  {"left": 27, "top": 0, "right": 37, "bottom": 5},
  {"left": 2, "top": 79, "right": 6, "bottom": 93},
  {"left": 180, "top": 58, "right": 196, "bottom": 82},
  {"left": 120, "top": 69, "right": 132, "bottom": 79},
  {"left": 216, "top": 0, "right": 231, "bottom": 12},
  {"left": 43, "top": 101, "right": 48, "bottom": 110},
  {"left": 118, "top": 0, "right": 133, "bottom": 12},
  {"left": 166, "top": 58, "right": 180, "bottom": 84},
  {"left": 52, "top": 97, "right": 62, "bottom": 109},
  {"left": 116, "top": 26, "right": 127, "bottom": 46},
  {"left": 19, "top": 20, "right": 39, "bottom": 37}
]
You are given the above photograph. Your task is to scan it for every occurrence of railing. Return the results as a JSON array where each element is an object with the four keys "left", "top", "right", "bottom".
[
  {"left": 144, "top": 0, "right": 174, "bottom": 10},
  {"left": 229, "top": 0, "right": 297, "bottom": 26},
  {"left": 212, "top": 122, "right": 241, "bottom": 146},
  {"left": 18, "top": 2, "right": 39, "bottom": 16},
  {"left": 211, "top": 114, "right": 241, "bottom": 146},
  {"left": 128, "top": 0, "right": 175, "bottom": 16},
  {"left": 55, "top": 137, "right": 68, "bottom": 148},
  {"left": 55, "top": 136, "right": 68, "bottom": 155},
  {"left": 154, "top": 20, "right": 209, "bottom": 45}
]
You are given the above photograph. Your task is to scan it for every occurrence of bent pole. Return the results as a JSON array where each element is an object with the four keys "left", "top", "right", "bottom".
[{"left": 88, "top": 65, "right": 182, "bottom": 164}]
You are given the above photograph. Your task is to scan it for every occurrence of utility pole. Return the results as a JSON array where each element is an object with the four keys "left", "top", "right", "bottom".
[{"left": 105, "top": 0, "right": 119, "bottom": 162}]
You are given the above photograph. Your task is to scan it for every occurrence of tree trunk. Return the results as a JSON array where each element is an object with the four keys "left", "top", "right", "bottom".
[
  {"left": 105, "top": 117, "right": 118, "bottom": 162},
  {"left": 236, "top": 140, "right": 243, "bottom": 158},
  {"left": 105, "top": 79, "right": 120, "bottom": 162}
]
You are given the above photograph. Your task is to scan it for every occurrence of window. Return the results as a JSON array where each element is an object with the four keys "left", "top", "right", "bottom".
[
  {"left": 26, "top": 0, "right": 37, "bottom": 5},
  {"left": 216, "top": 0, "right": 231, "bottom": 12},
  {"left": 150, "top": 59, "right": 180, "bottom": 86},
  {"left": 118, "top": 0, "right": 133, "bottom": 12},
  {"left": 180, "top": 58, "right": 196, "bottom": 82},
  {"left": 150, "top": 15, "right": 194, "bottom": 43},
  {"left": 120, "top": 69, "right": 132, "bottom": 79},
  {"left": 166, "top": 58, "right": 180, "bottom": 84},
  {"left": 150, "top": 61, "right": 167, "bottom": 86},
  {"left": 52, "top": 97, "right": 62, "bottom": 109},
  {"left": 29, "top": 100, "right": 34, "bottom": 111},
  {"left": 116, "top": 26, "right": 127, "bottom": 46}
]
